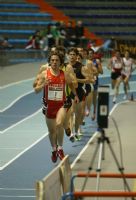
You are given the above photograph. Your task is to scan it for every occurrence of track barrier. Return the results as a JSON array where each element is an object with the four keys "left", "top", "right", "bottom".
[
  {"left": 35, "top": 156, "right": 136, "bottom": 199},
  {"left": 62, "top": 172, "right": 136, "bottom": 200},
  {"left": 35, "top": 155, "right": 72, "bottom": 200}
]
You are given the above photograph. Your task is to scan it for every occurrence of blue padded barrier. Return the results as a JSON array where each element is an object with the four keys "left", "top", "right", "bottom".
[
  {"left": 0, "top": 21, "right": 55, "bottom": 25},
  {"left": 0, "top": 30, "right": 35, "bottom": 34},
  {"left": 84, "top": 22, "right": 136, "bottom": 27},
  {"left": 0, "top": 12, "right": 52, "bottom": 17},
  {"left": 0, "top": 3, "right": 39, "bottom": 8},
  {"left": 69, "top": 14, "right": 136, "bottom": 18},
  {"left": 49, "top": 0, "right": 136, "bottom": 1},
  {"left": 55, "top": 5, "right": 136, "bottom": 10},
  {"left": 8, "top": 39, "right": 28, "bottom": 43},
  {"left": 94, "top": 32, "right": 136, "bottom": 35}
]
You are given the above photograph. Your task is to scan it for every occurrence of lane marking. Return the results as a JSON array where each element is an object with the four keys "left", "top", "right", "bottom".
[
  {"left": 71, "top": 131, "right": 99, "bottom": 169},
  {"left": 0, "top": 109, "right": 42, "bottom": 134},
  {"left": 0, "top": 78, "right": 34, "bottom": 89},
  {"left": 0, "top": 188, "right": 34, "bottom": 191},
  {"left": 0, "top": 132, "right": 48, "bottom": 171},
  {"left": 71, "top": 101, "right": 118, "bottom": 168},
  {"left": 0, "top": 195, "right": 35, "bottom": 198},
  {"left": 0, "top": 90, "right": 34, "bottom": 112}
]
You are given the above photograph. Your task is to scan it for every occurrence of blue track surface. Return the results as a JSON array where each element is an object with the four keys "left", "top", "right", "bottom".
[{"left": 0, "top": 67, "right": 136, "bottom": 199}]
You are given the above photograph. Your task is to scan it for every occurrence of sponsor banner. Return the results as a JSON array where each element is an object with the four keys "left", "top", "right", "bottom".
[{"left": 117, "top": 40, "right": 136, "bottom": 58}]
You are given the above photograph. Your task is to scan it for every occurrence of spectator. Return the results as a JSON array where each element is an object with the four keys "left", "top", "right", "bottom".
[
  {"left": 75, "top": 20, "right": 86, "bottom": 47},
  {"left": 42, "top": 23, "right": 56, "bottom": 48},
  {"left": 0, "top": 35, "right": 13, "bottom": 49},
  {"left": 51, "top": 22, "right": 61, "bottom": 46},
  {"left": 58, "top": 21, "right": 67, "bottom": 46},
  {"left": 25, "top": 30, "right": 41, "bottom": 49},
  {"left": 65, "top": 21, "right": 77, "bottom": 47}
]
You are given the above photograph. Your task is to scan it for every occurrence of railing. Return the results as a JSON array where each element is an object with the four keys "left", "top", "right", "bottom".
[{"left": 62, "top": 173, "right": 136, "bottom": 200}]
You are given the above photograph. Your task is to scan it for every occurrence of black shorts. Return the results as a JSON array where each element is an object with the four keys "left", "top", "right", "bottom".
[
  {"left": 85, "top": 84, "right": 91, "bottom": 96},
  {"left": 111, "top": 71, "right": 121, "bottom": 80},
  {"left": 63, "top": 96, "right": 72, "bottom": 108},
  {"left": 70, "top": 89, "right": 86, "bottom": 102}
]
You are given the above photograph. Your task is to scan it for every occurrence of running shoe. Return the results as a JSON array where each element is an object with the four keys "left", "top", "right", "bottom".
[
  {"left": 91, "top": 112, "right": 96, "bottom": 121},
  {"left": 51, "top": 150, "right": 58, "bottom": 163},
  {"left": 78, "top": 128, "right": 83, "bottom": 136},
  {"left": 78, "top": 132, "right": 83, "bottom": 136},
  {"left": 85, "top": 109, "right": 90, "bottom": 116},
  {"left": 112, "top": 96, "right": 116, "bottom": 103},
  {"left": 57, "top": 149, "right": 65, "bottom": 160},
  {"left": 65, "top": 128, "right": 71, "bottom": 137},
  {"left": 69, "top": 135, "right": 75, "bottom": 143},
  {"left": 75, "top": 134, "right": 81, "bottom": 141},
  {"left": 82, "top": 120, "right": 85, "bottom": 125}
]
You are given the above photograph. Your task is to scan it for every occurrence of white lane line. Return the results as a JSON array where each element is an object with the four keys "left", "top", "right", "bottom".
[
  {"left": 0, "top": 188, "right": 34, "bottom": 190},
  {"left": 0, "top": 133, "right": 48, "bottom": 171},
  {"left": 0, "top": 78, "right": 34, "bottom": 89},
  {"left": 71, "top": 101, "right": 118, "bottom": 169},
  {"left": 0, "top": 108, "right": 48, "bottom": 170},
  {"left": 0, "top": 90, "right": 34, "bottom": 112},
  {"left": 0, "top": 109, "right": 42, "bottom": 134},
  {"left": 71, "top": 131, "right": 99, "bottom": 169},
  {"left": 0, "top": 195, "right": 35, "bottom": 198}
]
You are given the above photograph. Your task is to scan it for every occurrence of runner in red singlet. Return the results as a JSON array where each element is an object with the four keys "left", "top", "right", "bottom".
[{"left": 33, "top": 51, "right": 77, "bottom": 163}]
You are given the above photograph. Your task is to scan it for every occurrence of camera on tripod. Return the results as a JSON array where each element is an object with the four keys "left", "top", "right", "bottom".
[{"left": 97, "top": 85, "right": 109, "bottom": 129}]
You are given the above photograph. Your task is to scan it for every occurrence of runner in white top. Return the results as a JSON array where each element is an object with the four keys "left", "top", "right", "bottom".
[
  {"left": 107, "top": 50, "right": 124, "bottom": 103},
  {"left": 122, "top": 50, "right": 136, "bottom": 99}
]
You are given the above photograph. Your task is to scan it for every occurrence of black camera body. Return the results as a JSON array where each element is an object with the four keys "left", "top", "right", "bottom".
[{"left": 97, "top": 85, "right": 109, "bottom": 129}]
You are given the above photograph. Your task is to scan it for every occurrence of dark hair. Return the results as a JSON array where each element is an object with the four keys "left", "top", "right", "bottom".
[
  {"left": 67, "top": 47, "right": 78, "bottom": 55},
  {"left": 88, "top": 48, "right": 94, "bottom": 54},
  {"left": 56, "top": 45, "right": 66, "bottom": 55},
  {"left": 77, "top": 52, "right": 83, "bottom": 59},
  {"left": 48, "top": 51, "right": 64, "bottom": 65},
  {"left": 83, "top": 48, "right": 89, "bottom": 55}
]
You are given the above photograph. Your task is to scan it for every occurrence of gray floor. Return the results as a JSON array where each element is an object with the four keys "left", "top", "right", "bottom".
[
  {"left": 0, "top": 61, "right": 45, "bottom": 86},
  {"left": 71, "top": 100, "right": 136, "bottom": 199}
]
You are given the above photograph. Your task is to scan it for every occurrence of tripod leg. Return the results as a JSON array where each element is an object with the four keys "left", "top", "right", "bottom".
[
  {"left": 81, "top": 139, "right": 100, "bottom": 192},
  {"left": 96, "top": 142, "right": 104, "bottom": 192},
  {"left": 81, "top": 136, "right": 106, "bottom": 200},
  {"left": 107, "top": 139, "right": 136, "bottom": 200}
]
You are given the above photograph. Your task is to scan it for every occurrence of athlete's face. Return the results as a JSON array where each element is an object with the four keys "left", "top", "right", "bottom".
[
  {"left": 88, "top": 50, "right": 94, "bottom": 59},
  {"left": 68, "top": 51, "right": 77, "bottom": 62},
  {"left": 115, "top": 51, "right": 121, "bottom": 58},
  {"left": 77, "top": 48, "right": 84, "bottom": 56},
  {"left": 77, "top": 55, "right": 82, "bottom": 63},
  {"left": 50, "top": 55, "right": 60, "bottom": 69}
]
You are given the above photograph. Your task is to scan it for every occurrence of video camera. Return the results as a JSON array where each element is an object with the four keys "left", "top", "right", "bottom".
[{"left": 97, "top": 85, "right": 109, "bottom": 129}]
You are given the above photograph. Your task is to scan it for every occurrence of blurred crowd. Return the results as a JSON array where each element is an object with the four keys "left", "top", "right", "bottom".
[
  {"left": 25, "top": 20, "right": 87, "bottom": 51},
  {"left": 0, "top": 35, "right": 14, "bottom": 50}
]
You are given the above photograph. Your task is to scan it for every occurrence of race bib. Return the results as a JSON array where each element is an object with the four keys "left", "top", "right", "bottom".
[{"left": 48, "top": 86, "right": 63, "bottom": 101}]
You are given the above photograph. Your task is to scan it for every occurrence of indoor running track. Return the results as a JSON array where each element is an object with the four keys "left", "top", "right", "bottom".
[{"left": 0, "top": 69, "right": 136, "bottom": 199}]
